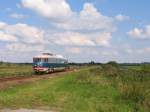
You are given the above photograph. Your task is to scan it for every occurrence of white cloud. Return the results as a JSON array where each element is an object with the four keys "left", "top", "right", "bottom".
[
  {"left": 21, "top": 1, "right": 119, "bottom": 48},
  {"left": 125, "top": 47, "right": 150, "bottom": 54},
  {"left": 144, "top": 47, "right": 150, "bottom": 53},
  {"left": 6, "top": 43, "right": 45, "bottom": 52},
  {"left": 20, "top": 1, "right": 125, "bottom": 48},
  {"left": 0, "top": 31, "right": 18, "bottom": 42},
  {"left": 115, "top": 14, "right": 129, "bottom": 22},
  {"left": 0, "top": 22, "right": 7, "bottom": 29},
  {"left": 50, "top": 32, "right": 95, "bottom": 46},
  {"left": 46, "top": 31, "right": 112, "bottom": 47},
  {"left": 100, "top": 50, "right": 118, "bottom": 56},
  {"left": 47, "top": 32, "right": 112, "bottom": 47},
  {"left": 21, "top": 1, "right": 116, "bottom": 32},
  {"left": 80, "top": 3, "right": 100, "bottom": 17},
  {"left": 65, "top": 47, "right": 81, "bottom": 54},
  {"left": 128, "top": 24, "right": 150, "bottom": 39},
  {"left": 0, "top": 21, "right": 44, "bottom": 43},
  {"left": 22, "top": 0, "right": 73, "bottom": 22},
  {"left": 125, "top": 48, "right": 133, "bottom": 54},
  {"left": 95, "top": 32, "right": 112, "bottom": 47},
  {"left": 10, "top": 13, "right": 27, "bottom": 19},
  {"left": 65, "top": 47, "right": 100, "bottom": 56},
  {"left": 55, "top": 3, "right": 115, "bottom": 32}
]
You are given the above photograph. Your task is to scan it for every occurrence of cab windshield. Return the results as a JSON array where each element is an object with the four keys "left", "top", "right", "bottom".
[{"left": 33, "top": 58, "right": 48, "bottom": 63}]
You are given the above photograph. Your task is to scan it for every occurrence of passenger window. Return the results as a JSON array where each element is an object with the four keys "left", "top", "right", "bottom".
[
  {"left": 37, "top": 58, "right": 41, "bottom": 62},
  {"left": 44, "top": 58, "right": 48, "bottom": 62},
  {"left": 33, "top": 58, "right": 41, "bottom": 62},
  {"left": 61, "top": 60, "right": 64, "bottom": 63}
]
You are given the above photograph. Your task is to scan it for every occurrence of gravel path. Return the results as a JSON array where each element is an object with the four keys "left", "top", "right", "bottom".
[{"left": 0, "top": 68, "right": 75, "bottom": 89}]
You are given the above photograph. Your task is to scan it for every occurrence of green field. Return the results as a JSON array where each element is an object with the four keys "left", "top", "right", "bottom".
[
  {"left": 0, "top": 64, "right": 149, "bottom": 112},
  {"left": 0, "top": 63, "right": 33, "bottom": 78}
]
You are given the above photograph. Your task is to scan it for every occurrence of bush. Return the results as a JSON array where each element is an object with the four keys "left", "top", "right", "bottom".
[
  {"left": 102, "top": 64, "right": 150, "bottom": 112},
  {"left": 102, "top": 64, "right": 119, "bottom": 77},
  {"left": 107, "top": 61, "right": 119, "bottom": 67},
  {"left": 118, "top": 83, "right": 145, "bottom": 102},
  {"left": 118, "top": 82, "right": 150, "bottom": 111},
  {"left": 75, "top": 67, "right": 102, "bottom": 85},
  {"left": 141, "top": 64, "right": 150, "bottom": 73},
  {"left": 89, "top": 66, "right": 103, "bottom": 76}
]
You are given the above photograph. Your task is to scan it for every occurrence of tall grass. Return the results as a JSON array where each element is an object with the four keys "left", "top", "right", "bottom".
[
  {"left": 0, "top": 63, "right": 33, "bottom": 77},
  {"left": 102, "top": 64, "right": 150, "bottom": 112},
  {"left": 0, "top": 62, "right": 149, "bottom": 111},
  {"left": 0, "top": 67, "right": 131, "bottom": 112}
]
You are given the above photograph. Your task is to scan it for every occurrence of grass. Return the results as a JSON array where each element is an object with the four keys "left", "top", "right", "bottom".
[
  {"left": 0, "top": 63, "right": 33, "bottom": 78},
  {"left": 0, "top": 67, "right": 132, "bottom": 112},
  {"left": 102, "top": 64, "right": 150, "bottom": 112},
  {"left": 0, "top": 65, "right": 149, "bottom": 112}
]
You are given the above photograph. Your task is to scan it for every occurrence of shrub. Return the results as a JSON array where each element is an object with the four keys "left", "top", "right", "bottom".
[
  {"left": 118, "top": 83, "right": 145, "bottom": 102},
  {"left": 102, "top": 64, "right": 150, "bottom": 112},
  {"left": 76, "top": 67, "right": 102, "bottom": 85},
  {"left": 89, "top": 66, "right": 102, "bottom": 76},
  {"left": 141, "top": 64, "right": 150, "bottom": 73},
  {"left": 102, "top": 64, "right": 119, "bottom": 77},
  {"left": 107, "top": 61, "right": 119, "bottom": 67}
]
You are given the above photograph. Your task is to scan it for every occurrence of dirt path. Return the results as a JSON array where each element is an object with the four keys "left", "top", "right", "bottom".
[{"left": 0, "top": 69, "right": 76, "bottom": 89}]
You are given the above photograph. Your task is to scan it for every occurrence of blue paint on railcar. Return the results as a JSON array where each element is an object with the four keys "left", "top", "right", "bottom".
[
  {"left": 33, "top": 61, "right": 69, "bottom": 73},
  {"left": 33, "top": 53, "right": 69, "bottom": 73},
  {"left": 33, "top": 62, "right": 68, "bottom": 68}
]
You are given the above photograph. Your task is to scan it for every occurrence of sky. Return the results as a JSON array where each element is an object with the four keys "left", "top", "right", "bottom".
[{"left": 0, "top": 0, "right": 150, "bottom": 63}]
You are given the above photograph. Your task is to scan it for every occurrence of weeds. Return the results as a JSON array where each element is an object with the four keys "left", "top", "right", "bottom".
[
  {"left": 102, "top": 64, "right": 150, "bottom": 112},
  {"left": 0, "top": 63, "right": 149, "bottom": 112},
  {"left": 0, "top": 63, "right": 33, "bottom": 77}
]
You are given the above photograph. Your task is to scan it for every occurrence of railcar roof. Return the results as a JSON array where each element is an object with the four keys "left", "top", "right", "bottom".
[{"left": 33, "top": 53, "right": 66, "bottom": 60}]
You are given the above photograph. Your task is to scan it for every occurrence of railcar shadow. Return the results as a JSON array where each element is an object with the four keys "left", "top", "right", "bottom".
[{"left": 34, "top": 69, "right": 68, "bottom": 75}]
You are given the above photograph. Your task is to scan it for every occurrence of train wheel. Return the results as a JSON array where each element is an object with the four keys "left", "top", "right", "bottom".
[
  {"left": 34, "top": 71, "right": 38, "bottom": 74},
  {"left": 51, "top": 68, "right": 54, "bottom": 72},
  {"left": 46, "top": 70, "right": 49, "bottom": 74}
]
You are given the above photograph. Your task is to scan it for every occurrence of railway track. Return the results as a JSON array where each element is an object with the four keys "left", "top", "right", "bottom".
[{"left": 0, "top": 68, "right": 76, "bottom": 88}]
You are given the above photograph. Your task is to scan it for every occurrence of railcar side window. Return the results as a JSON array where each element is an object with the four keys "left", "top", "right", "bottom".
[
  {"left": 60, "top": 60, "right": 65, "bottom": 63},
  {"left": 48, "top": 58, "right": 56, "bottom": 63},
  {"left": 43, "top": 58, "right": 48, "bottom": 62},
  {"left": 64, "top": 60, "right": 68, "bottom": 64},
  {"left": 46, "top": 58, "right": 67, "bottom": 63},
  {"left": 33, "top": 58, "right": 41, "bottom": 62}
]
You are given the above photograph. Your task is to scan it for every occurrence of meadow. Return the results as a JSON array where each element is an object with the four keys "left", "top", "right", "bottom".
[
  {"left": 0, "top": 63, "right": 33, "bottom": 78},
  {"left": 0, "top": 63, "right": 149, "bottom": 112}
]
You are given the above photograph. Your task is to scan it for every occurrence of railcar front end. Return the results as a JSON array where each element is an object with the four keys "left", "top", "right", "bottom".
[{"left": 33, "top": 53, "right": 68, "bottom": 73}]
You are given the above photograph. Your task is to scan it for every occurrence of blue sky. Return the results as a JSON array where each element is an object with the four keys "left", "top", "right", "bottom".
[{"left": 0, "top": 0, "right": 150, "bottom": 63}]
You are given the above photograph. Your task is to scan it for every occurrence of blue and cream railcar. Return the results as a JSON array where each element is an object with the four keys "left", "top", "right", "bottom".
[{"left": 33, "top": 53, "right": 68, "bottom": 73}]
